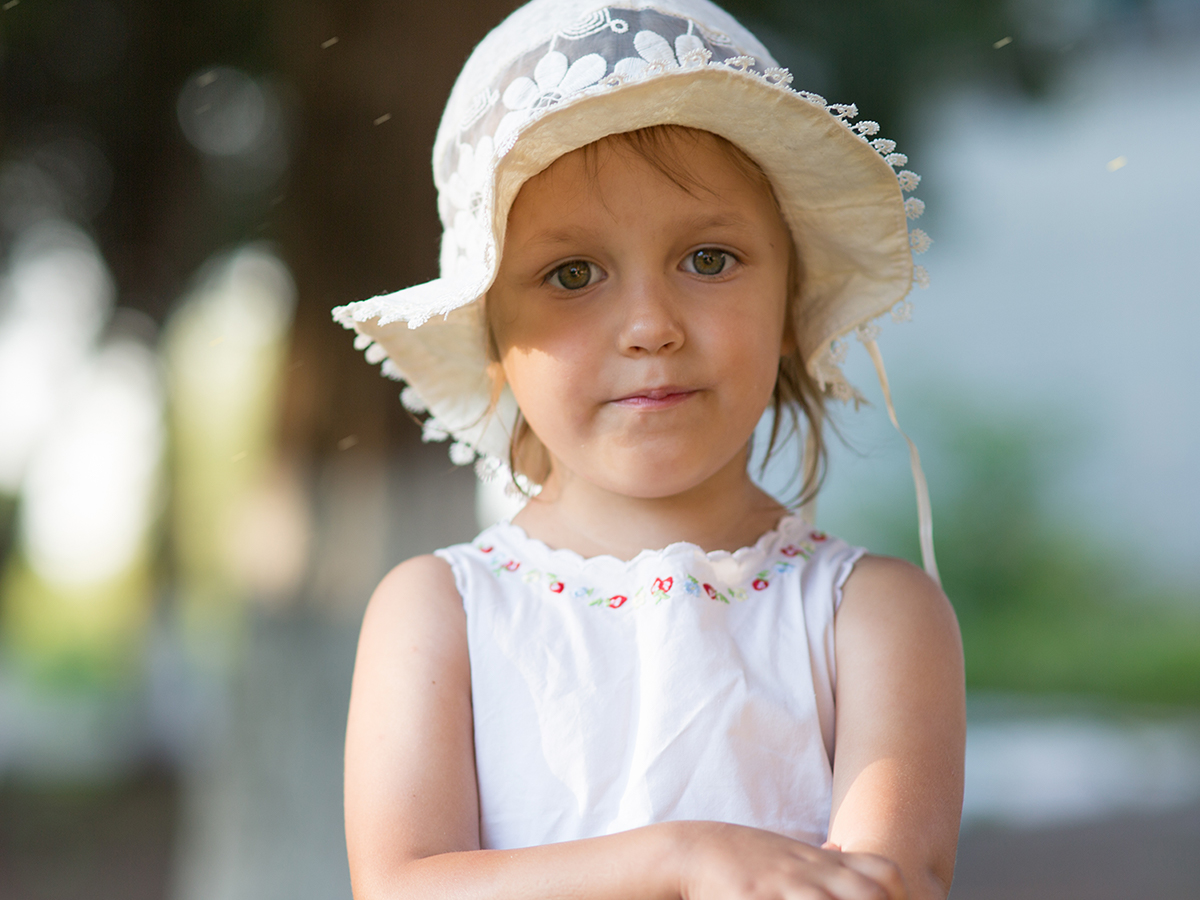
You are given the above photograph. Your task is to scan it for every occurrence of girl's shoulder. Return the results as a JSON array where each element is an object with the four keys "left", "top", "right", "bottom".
[
  {"left": 837, "top": 553, "right": 958, "bottom": 642},
  {"left": 362, "top": 553, "right": 464, "bottom": 636}
]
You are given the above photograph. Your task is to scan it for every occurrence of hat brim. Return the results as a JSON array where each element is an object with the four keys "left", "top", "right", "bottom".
[
  {"left": 493, "top": 66, "right": 915, "bottom": 369},
  {"left": 335, "top": 65, "right": 914, "bottom": 462}
]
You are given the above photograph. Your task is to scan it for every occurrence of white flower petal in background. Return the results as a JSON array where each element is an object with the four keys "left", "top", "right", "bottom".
[
  {"left": 0, "top": 220, "right": 114, "bottom": 493},
  {"left": 163, "top": 244, "right": 301, "bottom": 622},
  {"left": 177, "top": 67, "right": 268, "bottom": 158},
  {"left": 176, "top": 66, "right": 288, "bottom": 194},
  {"left": 166, "top": 246, "right": 295, "bottom": 443},
  {"left": 20, "top": 339, "right": 164, "bottom": 588}
]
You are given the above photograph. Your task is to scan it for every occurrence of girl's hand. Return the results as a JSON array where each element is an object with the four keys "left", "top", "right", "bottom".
[{"left": 678, "top": 822, "right": 908, "bottom": 900}]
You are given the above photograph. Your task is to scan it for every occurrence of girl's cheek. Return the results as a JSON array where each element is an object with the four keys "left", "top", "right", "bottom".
[
  {"left": 501, "top": 316, "right": 587, "bottom": 365},
  {"left": 503, "top": 359, "right": 578, "bottom": 432}
]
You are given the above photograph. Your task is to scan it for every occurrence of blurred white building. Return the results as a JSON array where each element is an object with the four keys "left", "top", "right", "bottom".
[{"left": 805, "top": 33, "right": 1200, "bottom": 590}]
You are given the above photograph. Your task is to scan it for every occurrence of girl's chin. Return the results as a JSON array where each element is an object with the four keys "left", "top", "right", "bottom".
[{"left": 554, "top": 456, "right": 748, "bottom": 502}]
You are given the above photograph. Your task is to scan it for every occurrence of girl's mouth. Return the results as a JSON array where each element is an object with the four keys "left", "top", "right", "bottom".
[{"left": 611, "top": 387, "right": 697, "bottom": 410}]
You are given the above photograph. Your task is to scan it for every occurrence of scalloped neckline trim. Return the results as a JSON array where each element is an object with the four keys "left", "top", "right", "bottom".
[{"left": 487, "top": 514, "right": 815, "bottom": 574}]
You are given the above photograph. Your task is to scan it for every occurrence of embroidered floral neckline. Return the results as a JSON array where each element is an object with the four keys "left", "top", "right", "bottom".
[{"left": 472, "top": 515, "right": 830, "bottom": 611}]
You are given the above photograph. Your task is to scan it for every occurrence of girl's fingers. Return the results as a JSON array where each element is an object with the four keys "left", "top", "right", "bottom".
[
  {"left": 833, "top": 852, "right": 908, "bottom": 900},
  {"left": 768, "top": 847, "right": 893, "bottom": 900},
  {"left": 682, "top": 825, "right": 905, "bottom": 900},
  {"left": 807, "top": 874, "right": 882, "bottom": 900}
]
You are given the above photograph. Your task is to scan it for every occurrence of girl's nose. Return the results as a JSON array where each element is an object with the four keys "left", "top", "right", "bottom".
[{"left": 616, "top": 278, "right": 685, "bottom": 356}]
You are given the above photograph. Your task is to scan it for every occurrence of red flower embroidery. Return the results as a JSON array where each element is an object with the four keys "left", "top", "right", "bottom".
[
  {"left": 502, "top": 560, "right": 520, "bottom": 572},
  {"left": 752, "top": 578, "right": 769, "bottom": 591},
  {"left": 703, "top": 583, "right": 718, "bottom": 600},
  {"left": 607, "top": 595, "right": 628, "bottom": 609},
  {"left": 780, "top": 545, "right": 800, "bottom": 557},
  {"left": 653, "top": 577, "right": 673, "bottom": 593},
  {"left": 810, "top": 531, "right": 828, "bottom": 542},
  {"left": 549, "top": 581, "right": 564, "bottom": 593},
  {"left": 479, "top": 545, "right": 494, "bottom": 553}
]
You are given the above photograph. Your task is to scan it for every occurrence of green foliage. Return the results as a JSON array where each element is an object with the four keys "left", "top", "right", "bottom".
[
  {"left": 859, "top": 401, "right": 1200, "bottom": 705},
  {"left": 721, "top": 0, "right": 1051, "bottom": 143},
  {"left": 0, "top": 496, "right": 15, "bottom": 574}
]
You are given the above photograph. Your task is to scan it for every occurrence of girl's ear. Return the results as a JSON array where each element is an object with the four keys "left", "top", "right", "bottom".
[
  {"left": 486, "top": 360, "right": 507, "bottom": 408},
  {"left": 780, "top": 322, "right": 798, "bottom": 357},
  {"left": 511, "top": 413, "right": 552, "bottom": 487},
  {"left": 781, "top": 236, "right": 803, "bottom": 358},
  {"left": 780, "top": 303, "right": 799, "bottom": 357},
  {"left": 485, "top": 294, "right": 508, "bottom": 406}
]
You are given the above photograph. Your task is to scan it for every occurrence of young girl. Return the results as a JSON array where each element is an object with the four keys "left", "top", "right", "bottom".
[{"left": 335, "top": 2, "right": 964, "bottom": 898}]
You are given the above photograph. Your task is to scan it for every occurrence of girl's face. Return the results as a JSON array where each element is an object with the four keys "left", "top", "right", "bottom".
[{"left": 487, "top": 129, "right": 793, "bottom": 501}]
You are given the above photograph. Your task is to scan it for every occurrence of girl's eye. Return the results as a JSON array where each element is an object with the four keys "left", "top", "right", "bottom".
[
  {"left": 547, "top": 260, "right": 599, "bottom": 290},
  {"left": 686, "top": 249, "right": 728, "bottom": 276}
]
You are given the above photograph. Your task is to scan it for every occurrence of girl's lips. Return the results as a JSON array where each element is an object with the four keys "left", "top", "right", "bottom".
[{"left": 611, "top": 387, "right": 697, "bottom": 410}]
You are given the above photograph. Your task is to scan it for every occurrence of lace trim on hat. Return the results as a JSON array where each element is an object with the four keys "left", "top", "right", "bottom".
[
  {"left": 430, "top": 7, "right": 930, "bottom": 332},
  {"left": 334, "top": 5, "right": 932, "bottom": 473}
]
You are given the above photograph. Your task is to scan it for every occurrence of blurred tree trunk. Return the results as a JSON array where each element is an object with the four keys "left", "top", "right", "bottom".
[
  {"left": 171, "top": 5, "right": 515, "bottom": 899},
  {"left": 271, "top": 0, "right": 520, "bottom": 462}
]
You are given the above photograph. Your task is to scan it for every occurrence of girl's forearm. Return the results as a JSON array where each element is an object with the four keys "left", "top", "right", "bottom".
[
  {"left": 356, "top": 822, "right": 685, "bottom": 900},
  {"left": 357, "top": 821, "right": 911, "bottom": 900}
]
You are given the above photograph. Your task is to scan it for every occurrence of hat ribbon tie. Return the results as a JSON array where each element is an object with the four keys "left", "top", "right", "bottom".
[{"left": 862, "top": 338, "right": 941, "bottom": 585}]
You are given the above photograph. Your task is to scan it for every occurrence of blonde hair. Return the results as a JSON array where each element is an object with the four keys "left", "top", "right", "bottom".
[{"left": 487, "top": 125, "right": 828, "bottom": 507}]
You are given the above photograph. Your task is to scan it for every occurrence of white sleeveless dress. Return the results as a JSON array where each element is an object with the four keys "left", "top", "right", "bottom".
[{"left": 434, "top": 514, "right": 865, "bottom": 851}]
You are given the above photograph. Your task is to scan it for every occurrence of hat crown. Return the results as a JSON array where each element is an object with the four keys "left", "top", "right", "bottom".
[
  {"left": 437, "top": 1, "right": 774, "bottom": 167},
  {"left": 333, "top": 0, "right": 930, "bottom": 471},
  {"left": 432, "top": 2, "right": 787, "bottom": 290}
]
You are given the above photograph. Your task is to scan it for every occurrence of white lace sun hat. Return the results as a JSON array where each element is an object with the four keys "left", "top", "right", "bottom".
[{"left": 332, "top": 0, "right": 938, "bottom": 577}]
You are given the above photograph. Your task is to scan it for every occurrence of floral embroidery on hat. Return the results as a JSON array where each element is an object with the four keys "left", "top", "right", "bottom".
[
  {"left": 495, "top": 50, "right": 608, "bottom": 148},
  {"left": 613, "top": 25, "right": 711, "bottom": 82},
  {"left": 557, "top": 7, "right": 629, "bottom": 40},
  {"left": 336, "top": 4, "right": 932, "bottom": 477}
]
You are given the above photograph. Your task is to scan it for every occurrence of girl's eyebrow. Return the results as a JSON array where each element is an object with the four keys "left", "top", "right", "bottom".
[
  {"left": 521, "top": 212, "right": 759, "bottom": 252},
  {"left": 519, "top": 227, "right": 596, "bottom": 250},
  {"left": 676, "top": 211, "right": 758, "bottom": 232}
]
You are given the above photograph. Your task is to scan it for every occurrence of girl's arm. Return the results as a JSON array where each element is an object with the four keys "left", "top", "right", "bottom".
[
  {"left": 827, "top": 555, "right": 967, "bottom": 900},
  {"left": 345, "top": 555, "right": 910, "bottom": 900},
  {"left": 344, "top": 555, "right": 678, "bottom": 899}
]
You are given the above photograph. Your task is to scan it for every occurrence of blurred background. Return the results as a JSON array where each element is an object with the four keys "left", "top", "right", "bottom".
[{"left": 0, "top": 1, "right": 1197, "bottom": 898}]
